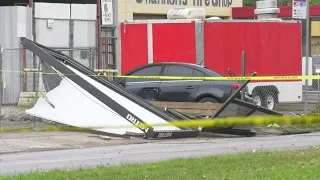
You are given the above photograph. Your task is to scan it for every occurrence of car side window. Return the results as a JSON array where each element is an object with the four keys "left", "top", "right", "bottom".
[
  {"left": 164, "top": 65, "right": 194, "bottom": 77},
  {"left": 126, "top": 65, "right": 163, "bottom": 82},
  {"left": 192, "top": 69, "right": 205, "bottom": 77}
]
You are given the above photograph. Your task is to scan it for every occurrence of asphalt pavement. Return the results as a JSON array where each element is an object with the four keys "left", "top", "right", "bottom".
[{"left": 1, "top": 132, "right": 319, "bottom": 177}]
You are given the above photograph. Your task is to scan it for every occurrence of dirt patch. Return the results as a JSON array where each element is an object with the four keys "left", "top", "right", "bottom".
[
  {"left": 0, "top": 106, "right": 154, "bottom": 154},
  {"left": 0, "top": 105, "right": 49, "bottom": 128},
  {"left": 0, "top": 131, "right": 158, "bottom": 154}
]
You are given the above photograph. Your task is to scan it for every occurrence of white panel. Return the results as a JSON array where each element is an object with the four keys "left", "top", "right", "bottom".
[
  {"left": 35, "top": 19, "right": 69, "bottom": 47},
  {"left": 35, "top": 2, "right": 70, "bottom": 19},
  {"left": 26, "top": 78, "right": 141, "bottom": 135},
  {"left": 26, "top": 64, "right": 181, "bottom": 136},
  {"left": 71, "top": 4, "right": 96, "bottom": 20},
  {"left": 73, "top": 21, "right": 96, "bottom": 47},
  {"left": 66, "top": 65, "right": 180, "bottom": 131},
  {"left": 0, "top": 6, "right": 31, "bottom": 104},
  {"left": 147, "top": 23, "right": 153, "bottom": 64},
  {"left": 0, "top": 7, "right": 19, "bottom": 48},
  {"left": 16, "top": 6, "right": 27, "bottom": 37},
  {"left": 247, "top": 81, "right": 303, "bottom": 102},
  {"left": 302, "top": 57, "right": 313, "bottom": 86}
]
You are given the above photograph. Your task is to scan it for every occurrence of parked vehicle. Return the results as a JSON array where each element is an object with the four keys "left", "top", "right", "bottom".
[
  {"left": 118, "top": 18, "right": 302, "bottom": 110},
  {"left": 114, "top": 62, "right": 243, "bottom": 103}
]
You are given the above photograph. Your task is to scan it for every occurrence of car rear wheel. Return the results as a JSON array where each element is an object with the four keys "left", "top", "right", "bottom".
[
  {"left": 198, "top": 97, "right": 219, "bottom": 103},
  {"left": 198, "top": 97, "right": 219, "bottom": 119}
]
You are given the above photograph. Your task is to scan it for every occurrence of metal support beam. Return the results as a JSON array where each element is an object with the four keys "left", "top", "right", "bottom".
[
  {"left": 231, "top": 99, "right": 283, "bottom": 116},
  {"left": 212, "top": 72, "right": 257, "bottom": 118}
]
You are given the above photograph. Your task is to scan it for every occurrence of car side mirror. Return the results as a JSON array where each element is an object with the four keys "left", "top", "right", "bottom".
[{"left": 118, "top": 80, "right": 126, "bottom": 87}]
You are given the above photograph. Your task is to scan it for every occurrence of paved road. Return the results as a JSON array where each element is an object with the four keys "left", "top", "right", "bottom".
[{"left": 1, "top": 132, "right": 320, "bottom": 177}]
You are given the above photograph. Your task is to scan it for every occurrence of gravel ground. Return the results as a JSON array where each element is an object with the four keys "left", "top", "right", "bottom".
[
  {"left": 0, "top": 105, "right": 305, "bottom": 155},
  {"left": 0, "top": 105, "right": 158, "bottom": 154},
  {"left": 0, "top": 105, "right": 249, "bottom": 154},
  {"left": 0, "top": 105, "right": 51, "bottom": 129}
]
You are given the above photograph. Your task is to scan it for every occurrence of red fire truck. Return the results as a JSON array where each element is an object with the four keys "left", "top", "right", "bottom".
[{"left": 117, "top": 16, "right": 302, "bottom": 110}]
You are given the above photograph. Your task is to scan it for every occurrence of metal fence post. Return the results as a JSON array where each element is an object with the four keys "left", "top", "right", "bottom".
[
  {"left": 241, "top": 51, "right": 246, "bottom": 100},
  {"left": 0, "top": 45, "right": 3, "bottom": 130},
  {"left": 317, "top": 49, "right": 320, "bottom": 112},
  {"left": 69, "top": 18, "right": 74, "bottom": 59},
  {"left": 90, "top": 48, "right": 94, "bottom": 70},
  {"left": 304, "top": 0, "right": 310, "bottom": 115}
]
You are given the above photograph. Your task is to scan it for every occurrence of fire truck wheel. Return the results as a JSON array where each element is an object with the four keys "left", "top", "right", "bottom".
[
  {"left": 264, "top": 91, "right": 277, "bottom": 110},
  {"left": 252, "top": 91, "right": 264, "bottom": 107},
  {"left": 253, "top": 91, "right": 277, "bottom": 110}
]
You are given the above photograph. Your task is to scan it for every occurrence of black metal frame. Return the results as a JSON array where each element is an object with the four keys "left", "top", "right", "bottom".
[
  {"left": 201, "top": 72, "right": 284, "bottom": 136},
  {"left": 21, "top": 38, "right": 199, "bottom": 139}
]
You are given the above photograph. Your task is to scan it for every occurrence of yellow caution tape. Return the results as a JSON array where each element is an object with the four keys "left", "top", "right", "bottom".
[
  {"left": 0, "top": 69, "right": 318, "bottom": 81},
  {"left": 1, "top": 115, "right": 320, "bottom": 134},
  {"left": 116, "top": 75, "right": 307, "bottom": 81}
]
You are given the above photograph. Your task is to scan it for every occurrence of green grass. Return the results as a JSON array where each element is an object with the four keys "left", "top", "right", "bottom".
[
  {"left": 264, "top": 122, "right": 320, "bottom": 132},
  {"left": 2, "top": 147, "right": 320, "bottom": 180},
  {"left": 281, "top": 123, "right": 320, "bottom": 130}
]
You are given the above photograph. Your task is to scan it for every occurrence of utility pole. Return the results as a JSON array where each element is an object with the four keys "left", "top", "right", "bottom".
[{"left": 304, "top": 0, "right": 310, "bottom": 115}]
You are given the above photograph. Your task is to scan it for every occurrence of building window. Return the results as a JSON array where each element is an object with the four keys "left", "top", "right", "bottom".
[{"left": 311, "top": 18, "right": 320, "bottom": 56}]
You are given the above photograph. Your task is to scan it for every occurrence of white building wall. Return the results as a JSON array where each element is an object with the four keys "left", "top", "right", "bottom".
[
  {"left": 34, "top": 3, "right": 70, "bottom": 47},
  {"left": 0, "top": 6, "right": 32, "bottom": 104},
  {"left": 72, "top": 3, "right": 96, "bottom": 48},
  {"left": 0, "top": 3, "right": 98, "bottom": 104},
  {"left": 34, "top": 2, "right": 96, "bottom": 48}
]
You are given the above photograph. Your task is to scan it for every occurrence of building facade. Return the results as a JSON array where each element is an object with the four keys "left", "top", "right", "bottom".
[{"left": 118, "top": 0, "right": 243, "bottom": 21}]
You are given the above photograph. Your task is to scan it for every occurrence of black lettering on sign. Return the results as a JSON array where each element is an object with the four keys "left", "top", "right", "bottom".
[
  {"left": 212, "top": 0, "right": 232, "bottom": 7},
  {"left": 205, "top": 0, "right": 210, "bottom": 6},
  {"left": 183, "top": 0, "right": 188, "bottom": 5},
  {"left": 126, "top": 114, "right": 150, "bottom": 132},
  {"left": 212, "top": 0, "right": 219, "bottom": 6},
  {"left": 157, "top": 132, "right": 173, "bottom": 138}
]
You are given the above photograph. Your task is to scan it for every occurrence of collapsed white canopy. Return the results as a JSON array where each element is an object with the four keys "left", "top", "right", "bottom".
[{"left": 26, "top": 64, "right": 181, "bottom": 136}]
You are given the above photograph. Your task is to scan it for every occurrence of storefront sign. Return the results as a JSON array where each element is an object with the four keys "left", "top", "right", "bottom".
[
  {"left": 101, "top": 0, "right": 113, "bottom": 25},
  {"left": 136, "top": 0, "right": 233, "bottom": 7},
  {"left": 292, "top": 0, "right": 307, "bottom": 19}
]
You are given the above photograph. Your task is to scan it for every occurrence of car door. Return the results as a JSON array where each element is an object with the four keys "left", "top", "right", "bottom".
[
  {"left": 120, "top": 65, "right": 163, "bottom": 101},
  {"left": 158, "top": 65, "right": 204, "bottom": 102}
]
